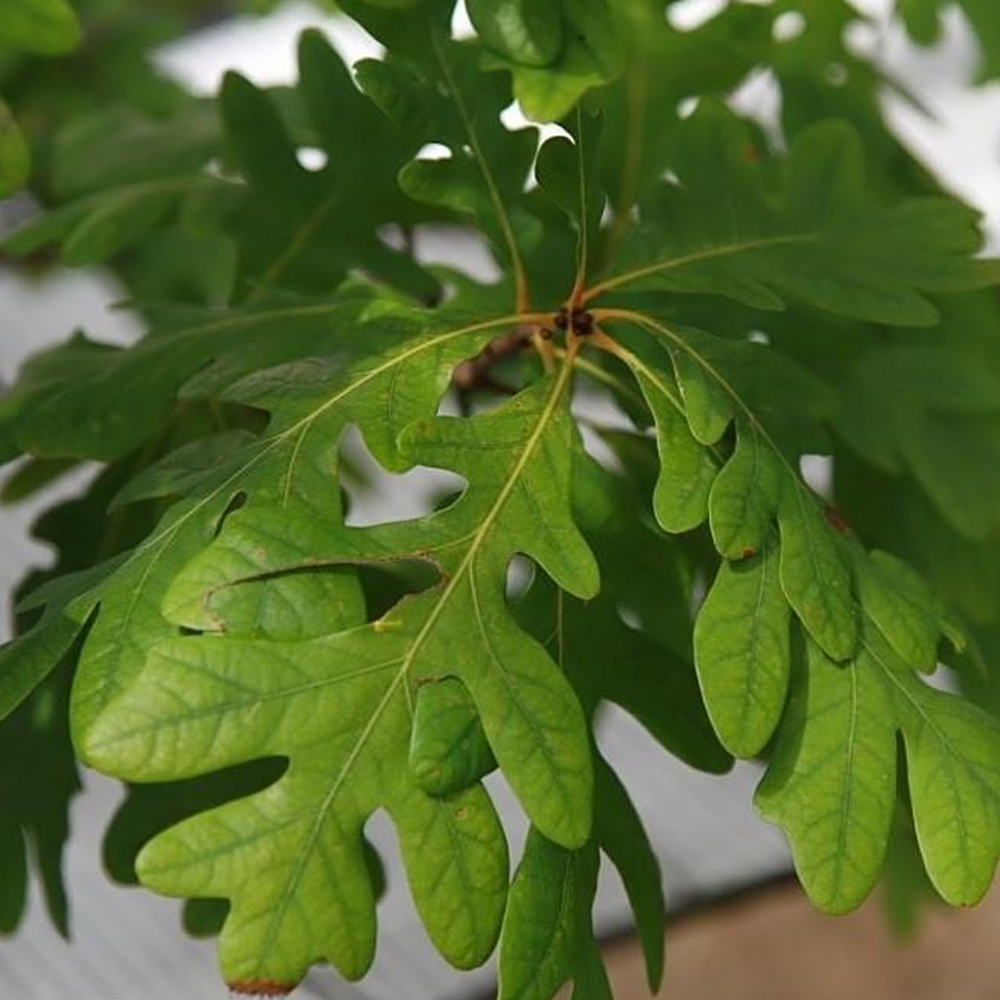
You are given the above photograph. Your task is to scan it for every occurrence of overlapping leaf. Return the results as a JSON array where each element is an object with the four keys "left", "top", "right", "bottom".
[
  {"left": 81, "top": 366, "right": 603, "bottom": 987},
  {"left": 600, "top": 307, "right": 1000, "bottom": 914},
  {"left": 758, "top": 622, "right": 1000, "bottom": 912},
  {"left": 354, "top": 21, "right": 540, "bottom": 301},
  {"left": 0, "top": 301, "right": 517, "bottom": 722},
  {"left": 586, "top": 103, "right": 1000, "bottom": 326},
  {"left": 836, "top": 343, "right": 1000, "bottom": 540},
  {"left": 475, "top": 0, "right": 624, "bottom": 123}
]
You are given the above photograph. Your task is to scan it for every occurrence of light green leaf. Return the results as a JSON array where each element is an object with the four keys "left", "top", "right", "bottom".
[
  {"left": 467, "top": 0, "right": 563, "bottom": 67},
  {"left": 0, "top": 304, "right": 519, "bottom": 741},
  {"left": 622, "top": 349, "right": 718, "bottom": 533},
  {"left": 409, "top": 677, "right": 497, "bottom": 796},
  {"left": 695, "top": 535, "right": 791, "bottom": 758},
  {"left": 708, "top": 425, "right": 783, "bottom": 559},
  {"left": 756, "top": 631, "right": 897, "bottom": 913},
  {"left": 853, "top": 549, "right": 943, "bottom": 674},
  {"left": 498, "top": 828, "right": 600, "bottom": 1000},
  {"left": 776, "top": 477, "right": 856, "bottom": 663},
  {"left": 158, "top": 370, "right": 597, "bottom": 847},
  {"left": 81, "top": 368, "right": 600, "bottom": 986},
  {"left": 758, "top": 622, "right": 1000, "bottom": 912},
  {"left": 482, "top": 0, "right": 624, "bottom": 123}
]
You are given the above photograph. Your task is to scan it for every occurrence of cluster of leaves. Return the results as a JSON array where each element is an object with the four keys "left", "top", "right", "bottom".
[{"left": 3, "top": 0, "right": 1000, "bottom": 997}]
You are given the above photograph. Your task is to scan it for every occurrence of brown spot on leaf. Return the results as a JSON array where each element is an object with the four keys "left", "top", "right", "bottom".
[
  {"left": 228, "top": 979, "right": 296, "bottom": 997},
  {"left": 741, "top": 547, "right": 756, "bottom": 559},
  {"left": 744, "top": 144, "right": 760, "bottom": 163},
  {"left": 454, "top": 807, "right": 468, "bottom": 820},
  {"left": 824, "top": 505, "right": 850, "bottom": 534}
]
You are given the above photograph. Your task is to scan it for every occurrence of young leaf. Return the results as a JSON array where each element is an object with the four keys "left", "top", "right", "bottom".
[{"left": 156, "top": 368, "right": 598, "bottom": 846}]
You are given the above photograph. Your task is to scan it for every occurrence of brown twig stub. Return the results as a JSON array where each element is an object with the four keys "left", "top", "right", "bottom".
[{"left": 452, "top": 323, "right": 535, "bottom": 394}]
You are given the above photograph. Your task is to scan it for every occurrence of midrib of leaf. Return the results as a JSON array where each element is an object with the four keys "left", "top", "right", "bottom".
[
  {"left": 75, "top": 312, "right": 532, "bottom": 709},
  {"left": 737, "top": 537, "right": 772, "bottom": 747},
  {"left": 582, "top": 232, "right": 819, "bottom": 304},
  {"left": 430, "top": 24, "right": 529, "bottom": 311},
  {"left": 252, "top": 352, "right": 577, "bottom": 976},
  {"left": 833, "top": 659, "right": 860, "bottom": 898}
]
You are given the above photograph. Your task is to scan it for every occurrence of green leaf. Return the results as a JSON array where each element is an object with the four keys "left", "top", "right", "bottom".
[
  {"left": 758, "top": 622, "right": 1000, "bottom": 912},
  {"left": 218, "top": 32, "right": 437, "bottom": 303},
  {"left": 79, "top": 368, "right": 602, "bottom": 986},
  {"left": 756, "top": 630, "right": 897, "bottom": 913},
  {"left": 0, "top": 662, "right": 81, "bottom": 937},
  {"left": 482, "top": 0, "right": 624, "bottom": 123},
  {"left": 467, "top": 0, "right": 563, "bottom": 67},
  {"left": 497, "top": 762, "right": 662, "bottom": 1000},
  {"left": 536, "top": 107, "right": 605, "bottom": 291},
  {"left": 356, "top": 35, "right": 539, "bottom": 299},
  {"left": 0, "top": 96, "right": 30, "bottom": 197},
  {"left": 611, "top": 346, "right": 718, "bottom": 533},
  {"left": 852, "top": 550, "right": 944, "bottom": 675},
  {"left": 836, "top": 344, "right": 1000, "bottom": 540},
  {"left": 0, "top": 0, "right": 81, "bottom": 55},
  {"left": 593, "top": 762, "right": 664, "bottom": 992},
  {"left": 605, "top": 313, "right": 856, "bottom": 663},
  {"left": 1, "top": 303, "right": 520, "bottom": 748},
  {"left": 5, "top": 4, "right": 1000, "bottom": 991},
  {"left": 157, "top": 370, "right": 598, "bottom": 845},
  {"left": 586, "top": 104, "right": 1000, "bottom": 324},
  {"left": 694, "top": 534, "right": 791, "bottom": 758},
  {"left": 900, "top": 0, "right": 1000, "bottom": 81},
  {"left": 498, "top": 828, "right": 602, "bottom": 1000},
  {"left": 409, "top": 677, "right": 497, "bottom": 796}
]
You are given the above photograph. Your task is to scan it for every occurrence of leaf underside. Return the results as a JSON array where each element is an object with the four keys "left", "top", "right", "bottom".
[{"left": 2, "top": 3, "right": 1000, "bottom": 999}]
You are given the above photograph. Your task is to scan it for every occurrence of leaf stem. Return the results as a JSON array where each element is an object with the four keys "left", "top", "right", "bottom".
[{"left": 568, "top": 105, "right": 591, "bottom": 310}]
